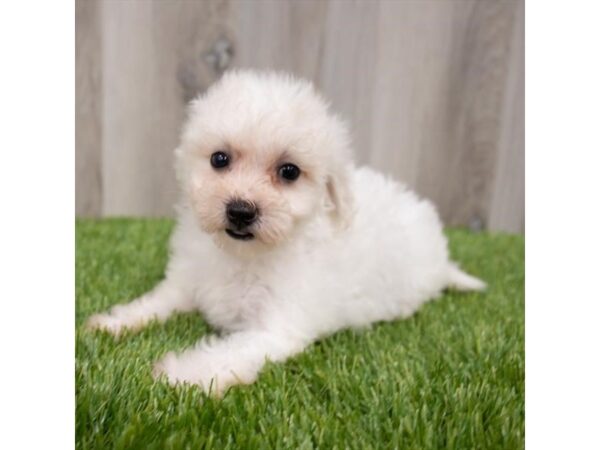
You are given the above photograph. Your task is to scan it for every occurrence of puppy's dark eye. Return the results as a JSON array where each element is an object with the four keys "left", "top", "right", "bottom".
[
  {"left": 278, "top": 163, "right": 301, "bottom": 182},
  {"left": 210, "top": 151, "right": 230, "bottom": 169}
]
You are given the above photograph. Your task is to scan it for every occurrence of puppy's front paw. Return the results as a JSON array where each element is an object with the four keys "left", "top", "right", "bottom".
[
  {"left": 152, "top": 352, "right": 182, "bottom": 384},
  {"left": 152, "top": 352, "right": 212, "bottom": 389},
  {"left": 85, "top": 312, "right": 130, "bottom": 336},
  {"left": 152, "top": 352, "right": 252, "bottom": 397}
]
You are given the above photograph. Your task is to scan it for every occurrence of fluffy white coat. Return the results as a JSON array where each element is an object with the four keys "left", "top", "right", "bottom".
[{"left": 86, "top": 70, "right": 485, "bottom": 396}]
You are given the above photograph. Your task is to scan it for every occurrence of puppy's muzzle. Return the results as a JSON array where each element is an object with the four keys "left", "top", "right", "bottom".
[{"left": 225, "top": 199, "right": 258, "bottom": 241}]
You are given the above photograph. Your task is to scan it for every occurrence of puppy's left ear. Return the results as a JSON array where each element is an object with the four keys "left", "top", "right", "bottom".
[{"left": 326, "top": 163, "right": 354, "bottom": 228}]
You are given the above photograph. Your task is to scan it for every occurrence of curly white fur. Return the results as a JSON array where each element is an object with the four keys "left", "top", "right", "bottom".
[{"left": 86, "top": 70, "right": 485, "bottom": 396}]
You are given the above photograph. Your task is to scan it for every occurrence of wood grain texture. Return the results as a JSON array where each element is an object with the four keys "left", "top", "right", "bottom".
[
  {"left": 489, "top": 0, "right": 524, "bottom": 232},
  {"left": 75, "top": 0, "right": 524, "bottom": 232},
  {"left": 75, "top": 0, "right": 102, "bottom": 216},
  {"left": 430, "top": 0, "right": 521, "bottom": 230},
  {"left": 231, "top": 0, "right": 328, "bottom": 80},
  {"left": 317, "top": 0, "right": 380, "bottom": 167}
]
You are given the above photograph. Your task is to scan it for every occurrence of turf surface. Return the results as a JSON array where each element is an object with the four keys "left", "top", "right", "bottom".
[{"left": 76, "top": 219, "right": 524, "bottom": 449}]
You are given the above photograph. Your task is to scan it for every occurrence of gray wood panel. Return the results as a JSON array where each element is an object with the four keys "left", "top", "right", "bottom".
[
  {"left": 431, "top": 0, "right": 521, "bottom": 230},
  {"left": 489, "top": 0, "right": 524, "bottom": 232},
  {"left": 75, "top": 0, "right": 103, "bottom": 216},
  {"left": 76, "top": 0, "right": 524, "bottom": 232}
]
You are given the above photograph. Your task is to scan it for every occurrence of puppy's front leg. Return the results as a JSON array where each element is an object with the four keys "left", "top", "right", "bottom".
[
  {"left": 86, "top": 279, "right": 194, "bottom": 336},
  {"left": 153, "top": 328, "right": 308, "bottom": 396}
]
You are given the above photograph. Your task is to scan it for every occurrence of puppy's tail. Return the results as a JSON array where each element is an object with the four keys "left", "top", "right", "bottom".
[{"left": 447, "top": 263, "right": 487, "bottom": 292}]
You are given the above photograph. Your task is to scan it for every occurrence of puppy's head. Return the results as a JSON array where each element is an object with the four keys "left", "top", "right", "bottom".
[{"left": 175, "top": 71, "right": 354, "bottom": 254}]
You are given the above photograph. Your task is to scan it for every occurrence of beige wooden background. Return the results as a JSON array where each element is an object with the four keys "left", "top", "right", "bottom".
[{"left": 76, "top": 0, "right": 524, "bottom": 233}]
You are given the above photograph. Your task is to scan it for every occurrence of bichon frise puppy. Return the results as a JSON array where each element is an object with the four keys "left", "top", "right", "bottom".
[{"left": 87, "top": 70, "right": 485, "bottom": 396}]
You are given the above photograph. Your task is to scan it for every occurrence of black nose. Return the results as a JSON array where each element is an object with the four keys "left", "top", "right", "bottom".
[{"left": 226, "top": 199, "right": 258, "bottom": 228}]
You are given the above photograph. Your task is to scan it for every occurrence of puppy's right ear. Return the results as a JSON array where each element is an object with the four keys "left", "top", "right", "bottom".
[{"left": 325, "top": 163, "right": 354, "bottom": 228}]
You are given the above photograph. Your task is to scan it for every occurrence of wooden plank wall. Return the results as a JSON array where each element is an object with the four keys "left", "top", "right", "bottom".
[{"left": 76, "top": 0, "right": 524, "bottom": 233}]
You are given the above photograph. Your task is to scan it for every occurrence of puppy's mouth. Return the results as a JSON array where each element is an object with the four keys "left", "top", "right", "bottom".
[{"left": 225, "top": 229, "right": 255, "bottom": 241}]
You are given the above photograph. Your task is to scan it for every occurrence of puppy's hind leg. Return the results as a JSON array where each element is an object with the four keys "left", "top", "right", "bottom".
[{"left": 85, "top": 279, "right": 195, "bottom": 336}]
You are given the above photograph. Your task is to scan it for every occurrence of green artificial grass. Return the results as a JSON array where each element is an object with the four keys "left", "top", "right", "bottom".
[{"left": 76, "top": 218, "right": 524, "bottom": 450}]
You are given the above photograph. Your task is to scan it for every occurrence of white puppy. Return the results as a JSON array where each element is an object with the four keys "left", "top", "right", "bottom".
[{"left": 86, "top": 70, "right": 485, "bottom": 396}]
